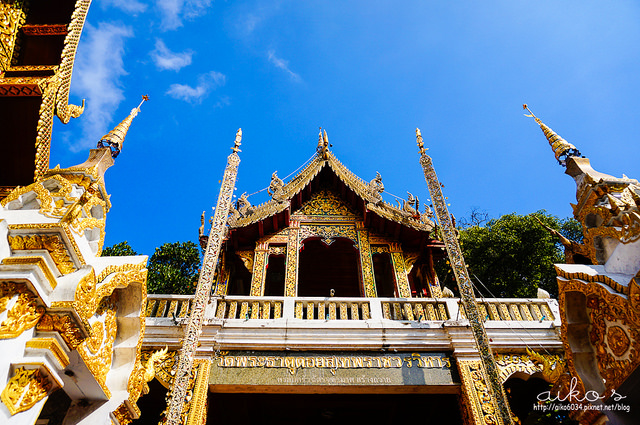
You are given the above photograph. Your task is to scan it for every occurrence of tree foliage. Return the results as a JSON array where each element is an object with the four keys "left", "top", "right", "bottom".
[
  {"left": 101, "top": 241, "right": 138, "bottom": 257},
  {"left": 147, "top": 241, "right": 201, "bottom": 295},
  {"left": 437, "top": 210, "right": 582, "bottom": 298},
  {"left": 102, "top": 240, "right": 202, "bottom": 295}
]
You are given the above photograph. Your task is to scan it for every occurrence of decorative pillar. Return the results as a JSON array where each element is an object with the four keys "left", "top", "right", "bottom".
[
  {"left": 356, "top": 223, "right": 377, "bottom": 297},
  {"left": 284, "top": 221, "right": 300, "bottom": 297},
  {"left": 457, "top": 359, "right": 501, "bottom": 425},
  {"left": 389, "top": 243, "right": 411, "bottom": 298},
  {"left": 416, "top": 128, "right": 512, "bottom": 425},
  {"left": 213, "top": 253, "right": 230, "bottom": 296},
  {"left": 249, "top": 242, "right": 269, "bottom": 296},
  {"left": 185, "top": 359, "right": 211, "bottom": 425},
  {"left": 165, "top": 130, "right": 242, "bottom": 425}
]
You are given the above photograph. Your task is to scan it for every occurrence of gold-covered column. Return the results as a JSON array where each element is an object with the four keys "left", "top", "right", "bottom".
[
  {"left": 389, "top": 243, "right": 411, "bottom": 298},
  {"left": 249, "top": 242, "right": 269, "bottom": 296},
  {"left": 284, "top": 221, "right": 300, "bottom": 296},
  {"left": 356, "top": 223, "right": 377, "bottom": 297},
  {"left": 185, "top": 359, "right": 211, "bottom": 425},
  {"left": 458, "top": 359, "right": 502, "bottom": 425}
]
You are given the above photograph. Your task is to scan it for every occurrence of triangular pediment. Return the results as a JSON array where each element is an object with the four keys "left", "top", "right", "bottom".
[{"left": 294, "top": 189, "right": 359, "bottom": 217}]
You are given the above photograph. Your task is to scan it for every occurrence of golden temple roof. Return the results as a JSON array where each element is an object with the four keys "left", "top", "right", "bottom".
[{"left": 228, "top": 147, "right": 435, "bottom": 233}]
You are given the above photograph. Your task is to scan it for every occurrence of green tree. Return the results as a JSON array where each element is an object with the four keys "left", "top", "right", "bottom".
[
  {"left": 102, "top": 241, "right": 138, "bottom": 256},
  {"left": 147, "top": 241, "right": 201, "bottom": 295},
  {"left": 438, "top": 210, "right": 582, "bottom": 298}
]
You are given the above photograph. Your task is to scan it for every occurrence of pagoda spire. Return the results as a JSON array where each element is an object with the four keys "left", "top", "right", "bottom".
[
  {"left": 98, "top": 95, "right": 149, "bottom": 158},
  {"left": 523, "top": 104, "right": 581, "bottom": 166}
]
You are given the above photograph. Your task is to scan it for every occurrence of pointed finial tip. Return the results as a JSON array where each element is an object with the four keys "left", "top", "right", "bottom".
[
  {"left": 416, "top": 127, "right": 427, "bottom": 154},
  {"left": 232, "top": 128, "right": 242, "bottom": 152}
]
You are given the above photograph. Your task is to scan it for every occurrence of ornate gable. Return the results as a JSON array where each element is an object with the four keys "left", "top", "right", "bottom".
[{"left": 294, "top": 190, "right": 359, "bottom": 217}]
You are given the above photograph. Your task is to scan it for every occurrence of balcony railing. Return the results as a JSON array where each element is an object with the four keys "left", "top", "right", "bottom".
[{"left": 146, "top": 295, "right": 558, "bottom": 324}]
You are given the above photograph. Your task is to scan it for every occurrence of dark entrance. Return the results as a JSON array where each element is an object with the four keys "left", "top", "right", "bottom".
[
  {"left": 207, "top": 393, "right": 463, "bottom": 425},
  {"left": 298, "top": 238, "right": 361, "bottom": 297}
]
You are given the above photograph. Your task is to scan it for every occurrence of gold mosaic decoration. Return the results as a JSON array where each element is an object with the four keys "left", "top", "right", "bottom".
[
  {"left": 389, "top": 247, "right": 411, "bottom": 298},
  {"left": 284, "top": 227, "right": 299, "bottom": 296},
  {"left": 0, "top": 282, "right": 45, "bottom": 339},
  {"left": 495, "top": 352, "right": 564, "bottom": 384},
  {"left": 356, "top": 228, "right": 377, "bottom": 297},
  {"left": 1, "top": 367, "right": 51, "bottom": 416},
  {"left": 300, "top": 224, "right": 358, "bottom": 245},
  {"left": 294, "top": 189, "right": 358, "bottom": 216},
  {"left": 458, "top": 360, "right": 503, "bottom": 425},
  {"left": 249, "top": 248, "right": 268, "bottom": 296}
]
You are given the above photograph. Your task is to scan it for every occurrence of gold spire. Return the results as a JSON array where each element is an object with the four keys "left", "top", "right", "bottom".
[
  {"left": 98, "top": 95, "right": 149, "bottom": 158},
  {"left": 523, "top": 104, "right": 581, "bottom": 166}
]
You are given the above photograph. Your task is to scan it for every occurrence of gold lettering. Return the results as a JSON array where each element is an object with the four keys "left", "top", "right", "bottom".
[
  {"left": 224, "top": 357, "right": 234, "bottom": 367},
  {"left": 236, "top": 356, "right": 248, "bottom": 367},
  {"left": 266, "top": 357, "right": 275, "bottom": 367},
  {"left": 295, "top": 357, "right": 305, "bottom": 368},
  {"left": 315, "top": 357, "right": 325, "bottom": 368},
  {"left": 305, "top": 358, "right": 315, "bottom": 368},
  {"left": 326, "top": 357, "right": 336, "bottom": 368},
  {"left": 256, "top": 357, "right": 266, "bottom": 367},
  {"left": 391, "top": 357, "right": 402, "bottom": 367},
  {"left": 381, "top": 358, "right": 391, "bottom": 368},
  {"left": 374, "top": 357, "right": 382, "bottom": 368},
  {"left": 364, "top": 357, "right": 373, "bottom": 367},
  {"left": 352, "top": 357, "right": 363, "bottom": 368},
  {"left": 339, "top": 357, "right": 350, "bottom": 368},
  {"left": 443, "top": 357, "right": 451, "bottom": 368}
]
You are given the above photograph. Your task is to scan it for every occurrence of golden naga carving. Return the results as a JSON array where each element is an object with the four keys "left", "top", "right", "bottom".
[
  {"left": 366, "top": 172, "right": 385, "bottom": 205},
  {"left": 8, "top": 233, "right": 76, "bottom": 275},
  {"left": 534, "top": 217, "right": 590, "bottom": 264},
  {"left": 37, "top": 313, "right": 85, "bottom": 350},
  {"left": 0, "top": 1, "right": 26, "bottom": 71},
  {"left": 112, "top": 403, "right": 134, "bottom": 425},
  {"left": 0, "top": 282, "right": 45, "bottom": 339},
  {"left": 1, "top": 367, "right": 51, "bottom": 416},
  {"left": 268, "top": 171, "right": 286, "bottom": 202},
  {"left": 525, "top": 348, "right": 565, "bottom": 383},
  {"left": 77, "top": 295, "right": 118, "bottom": 396},
  {"left": 127, "top": 347, "right": 170, "bottom": 406}
]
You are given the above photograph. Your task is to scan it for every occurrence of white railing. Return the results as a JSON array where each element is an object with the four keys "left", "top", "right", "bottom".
[{"left": 146, "top": 295, "right": 557, "bottom": 323}]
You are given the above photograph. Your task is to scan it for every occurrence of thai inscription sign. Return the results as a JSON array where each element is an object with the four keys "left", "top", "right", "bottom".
[{"left": 209, "top": 351, "right": 459, "bottom": 388}]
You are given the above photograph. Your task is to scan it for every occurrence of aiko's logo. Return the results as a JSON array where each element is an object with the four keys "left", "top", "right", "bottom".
[{"left": 537, "top": 377, "right": 627, "bottom": 403}]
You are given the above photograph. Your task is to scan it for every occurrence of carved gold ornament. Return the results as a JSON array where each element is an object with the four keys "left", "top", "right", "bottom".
[
  {"left": 607, "top": 326, "right": 631, "bottom": 357},
  {"left": 0, "top": 282, "right": 45, "bottom": 339},
  {"left": 77, "top": 295, "right": 118, "bottom": 396},
  {"left": 295, "top": 190, "right": 358, "bottom": 216},
  {"left": 1, "top": 367, "right": 51, "bottom": 416},
  {"left": 36, "top": 313, "right": 85, "bottom": 350},
  {"left": 8, "top": 233, "right": 76, "bottom": 275}
]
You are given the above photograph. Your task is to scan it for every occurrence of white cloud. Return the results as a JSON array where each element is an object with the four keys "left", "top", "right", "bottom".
[
  {"left": 267, "top": 50, "right": 301, "bottom": 82},
  {"left": 151, "top": 39, "right": 193, "bottom": 71},
  {"left": 103, "top": 0, "right": 147, "bottom": 13},
  {"left": 166, "top": 71, "right": 226, "bottom": 103},
  {"left": 68, "top": 22, "right": 133, "bottom": 151},
  {"left": 157, "top": 0, "right": 212, "bottom": 31}
]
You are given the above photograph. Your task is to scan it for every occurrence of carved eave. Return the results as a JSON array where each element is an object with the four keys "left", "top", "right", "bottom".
[{"left": 228, "top": 150, "right": 435, "bottom": 236}]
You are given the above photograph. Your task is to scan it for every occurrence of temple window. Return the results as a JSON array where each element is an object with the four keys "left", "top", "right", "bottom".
[
  {"left": 298, "top": 238, "right": 361, "bottom": 297},
  {"left": 372, "top": 251, "right": 395, "bottom": 297},
  {"left": 264, "top": 247, "right": 286, "bottom": 296},
  {"left": 227, "top": 252, "right": 252, "bottom": 296}
]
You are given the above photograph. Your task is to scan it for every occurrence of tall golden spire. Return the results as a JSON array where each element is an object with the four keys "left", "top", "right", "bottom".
[
  {"left": 98, "top": 95, "right": 149, "bottom": 158},
  {"left": 523, "top": 104, "right": 581, "bottom": 166}
]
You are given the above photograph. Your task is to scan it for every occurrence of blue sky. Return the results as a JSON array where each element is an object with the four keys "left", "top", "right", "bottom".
[{"left": 51, "top": 1, "right": 640, "bottom": 256}]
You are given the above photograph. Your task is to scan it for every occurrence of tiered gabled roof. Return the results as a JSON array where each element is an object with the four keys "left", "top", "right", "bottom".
[{"left": 228, "top": 148, "right": 435, "bottom": 233}]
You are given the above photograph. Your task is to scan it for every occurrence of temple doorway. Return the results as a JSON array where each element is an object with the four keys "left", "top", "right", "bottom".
[
  {"left": 298, "top": 238, "right": 361, "bottom": 297},
  {"left": 207, "top": 392, "right": 463, "bottom": 425}
]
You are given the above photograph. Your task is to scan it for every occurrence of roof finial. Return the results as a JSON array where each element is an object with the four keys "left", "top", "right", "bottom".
[
  {"left": 523, "top": 104, "right": 581, "bottom": 167},
  {"left": 317, "top": 127, "right": 329, "bottom": 159},
  {"left": 98, "top": 95, "right": 149, "bottom": 158},
  {"left": 416, "top": 128, "right": 427, "bottom": 156},
  {"left": 232, "top": 128, "right": 242, "bottom": 153}
]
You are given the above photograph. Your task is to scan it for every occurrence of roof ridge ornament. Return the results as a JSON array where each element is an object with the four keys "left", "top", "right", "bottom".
[
  {"left": 317, "top": 127, "right": 329, "bottom": 160},
  {"left": 232, "top": 128, "right": 242, "bottom": 153},
  {"left": 523, "top": 104, "right": 582, "bottom": 167},
  {"left": 98, "top": 95, "right": 149, "bottom": 158}
]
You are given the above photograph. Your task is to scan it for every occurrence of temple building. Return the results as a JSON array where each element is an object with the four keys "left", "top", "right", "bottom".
[{"left": 1, "top": 1, "right": 638, "bottom": 425}]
